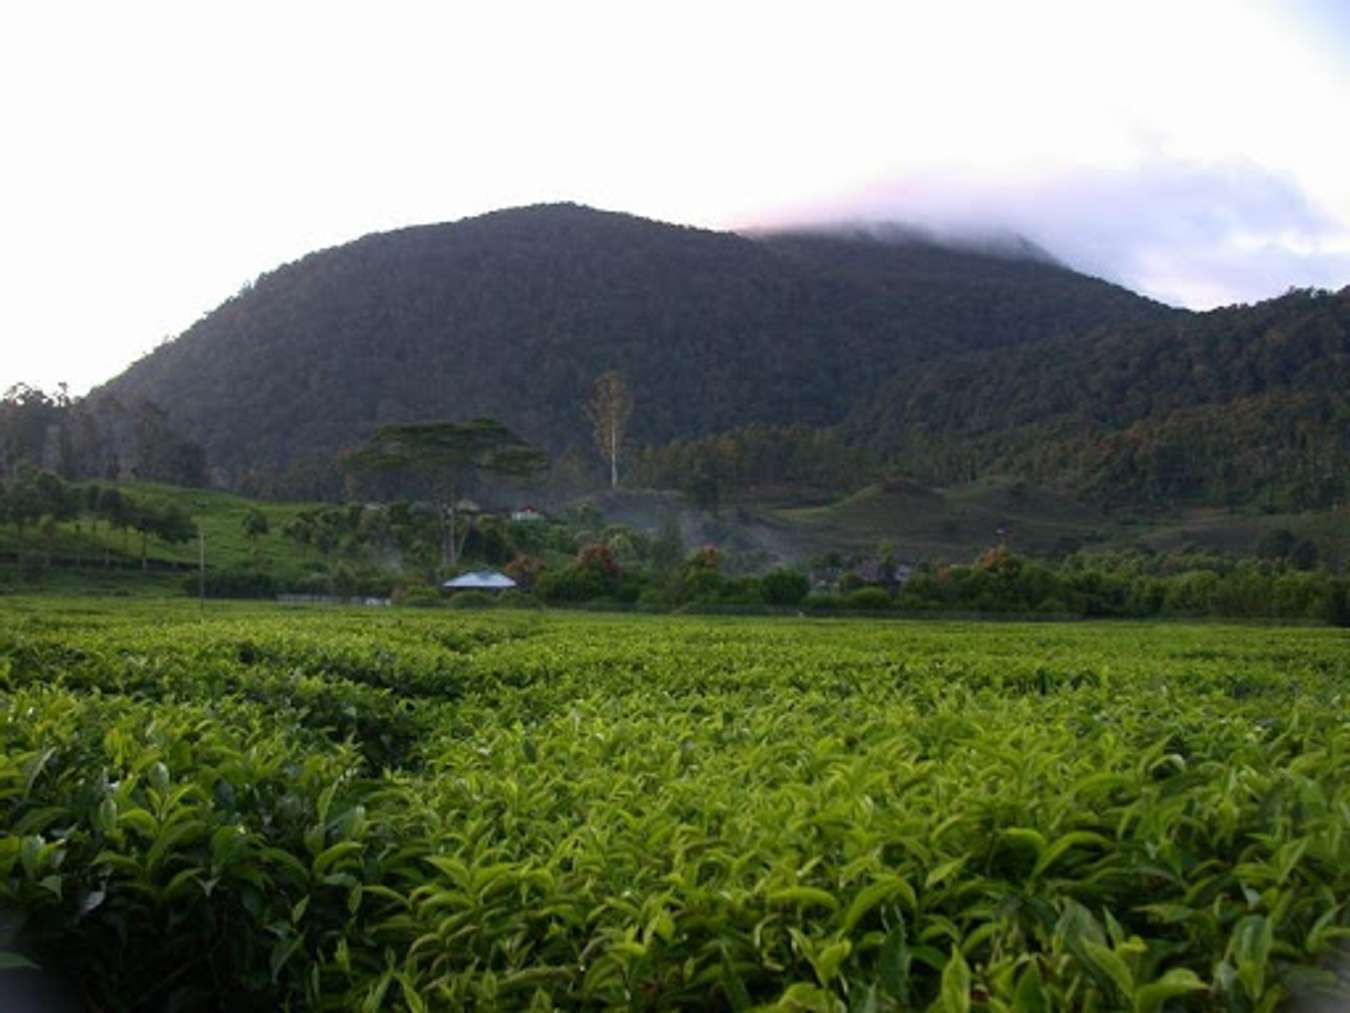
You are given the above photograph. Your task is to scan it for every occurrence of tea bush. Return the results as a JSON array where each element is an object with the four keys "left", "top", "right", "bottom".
[{"left": 0, "top": 601, "right": 1347, "bottom": 1008}]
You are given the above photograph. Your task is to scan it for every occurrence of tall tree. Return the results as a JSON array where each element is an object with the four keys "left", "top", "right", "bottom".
[
  {"left": 344, "top": 418, "right": 547, "bottom": 568},
  {"left": 585, "top": 371, "right": 634, "bottom": 490}
]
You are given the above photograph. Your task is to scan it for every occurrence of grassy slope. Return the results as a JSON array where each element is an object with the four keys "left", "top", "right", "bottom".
[
  {"left": 0, "top": 482, "right": 323, "bottom": 584},
  {"left": 772, "top": 476, "right": 1112, "bottom": 561},
  {"left": 769, "top": 476, "right": 1350, "bottom": 567},
  {"left": 4, "top": 478, "right": 1345, "bottom": 598}
]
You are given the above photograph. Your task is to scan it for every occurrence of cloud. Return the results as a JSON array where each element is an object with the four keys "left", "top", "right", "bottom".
[{"left": 748, "top": 158, "right": 1350, "bottom": 309}]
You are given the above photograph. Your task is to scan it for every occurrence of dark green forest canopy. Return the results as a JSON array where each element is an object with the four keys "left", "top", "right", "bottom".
[
  {"left": 84, "top": 204, "right": 1349, "bottom": 512},
  {"left": 94, "top": 204, "right": 1172, "bottom": 494},
  {"left": 845, "top": 286, "right": 1350, "bottom": 509},
  {"left": 0, "top": 384, "right": 205, "bottom": 487}
]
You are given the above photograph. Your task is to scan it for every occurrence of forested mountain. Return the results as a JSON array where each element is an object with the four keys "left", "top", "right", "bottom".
[
  {"left": 0, "top": 383, "right": 205, "bottom": 487},
  {"left": 96, "top": 204, "right": 1171, "bottom": 495},
  {"left": 846, "top": 286, "right": 1350, "bottom": 510}
]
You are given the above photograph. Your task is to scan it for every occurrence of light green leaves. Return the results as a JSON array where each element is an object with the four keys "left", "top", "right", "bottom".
[{"left": 1, "top": 602, "right": 1346, "bottom": 1009}]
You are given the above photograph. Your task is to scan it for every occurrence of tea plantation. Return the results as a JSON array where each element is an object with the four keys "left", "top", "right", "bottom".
[{"left": 1, "top": 599, "right": 1347, "bottom": 1010}]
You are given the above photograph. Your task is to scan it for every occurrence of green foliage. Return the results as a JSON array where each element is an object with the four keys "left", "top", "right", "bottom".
[
  {"left": 186, "top": 569, "right": 278, "bottom": 599},
  {"left": 853, "top": 286, "right": 1350, "bottom": 510},
  {"left": 845, "top": 586, "right": 892, "bottom": 610},
  {"left": 344, "top": 418, "right": 547, "bottom": 568},
  {"left": 761, "top": 568, "right": 810, "bottom": 606},
  {"left": 391, "top": 582, "right": 444, "bottom": 608},
  {"left": 93, "top": 205, "right": 1170, "bottom": 495},
  {"left": 537, "top": 543, "right": 627, "bottom": 604},
  {"left": 1, "top": 383, "right": 206, "bottom": 487},
  {"left": 1, "top": 604, "right": 1349, "bottom": 1007},
  {"left": 241, "top": 506, "right": 269, "bottom": 549},
  {"left": 447, "top": 590, "right": 495, "bottom": 609}
]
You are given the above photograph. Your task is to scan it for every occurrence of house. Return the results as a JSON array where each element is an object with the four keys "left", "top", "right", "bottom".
[
  {"left": 511, "top": 505, "right": 546, "bottom": 523},
  {"left": 442, "top": 570, "right": 517, "bottom": 592}
]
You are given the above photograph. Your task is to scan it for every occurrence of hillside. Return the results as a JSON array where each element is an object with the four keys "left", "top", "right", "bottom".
[
  {"left": 847, "top": 286, "right": 1350, "bottom": 510},
  {"left": 96, "top": 203, "right": 1172, "bottom": 496}
]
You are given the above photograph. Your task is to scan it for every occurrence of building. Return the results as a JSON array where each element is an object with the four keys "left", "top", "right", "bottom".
[{"left": 442, "top": 570, "right": 517, "bottom": 592}]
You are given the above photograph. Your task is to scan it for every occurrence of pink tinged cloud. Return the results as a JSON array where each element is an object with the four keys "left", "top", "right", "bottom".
[{"left": 750, "top": 158, "right": 1350, "bottom": 309}]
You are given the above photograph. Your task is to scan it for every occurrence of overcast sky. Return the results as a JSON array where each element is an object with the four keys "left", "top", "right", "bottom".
[{"left": 4, "top": 0, "right": 1349, "bottom": 396}]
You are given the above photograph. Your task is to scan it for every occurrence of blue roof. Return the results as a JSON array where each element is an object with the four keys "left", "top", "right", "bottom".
[{"left": 442, "top": 570, "right": 516, "bottom": 589}]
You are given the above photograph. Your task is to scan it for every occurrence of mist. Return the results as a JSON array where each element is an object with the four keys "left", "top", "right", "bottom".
[{"left": 753, "top": 157, "right": 1350, "bottom": 309}]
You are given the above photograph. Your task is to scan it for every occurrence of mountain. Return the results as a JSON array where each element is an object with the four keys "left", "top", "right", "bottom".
[
  {"left": 846, "top": 286, "right": 1350, "bottom": 510},
  {"left": 0, "top": 385, "right": 206, "bottom": 487},
  {"left": 96, "top": 203, "right": 1173, "bottom": 494}
]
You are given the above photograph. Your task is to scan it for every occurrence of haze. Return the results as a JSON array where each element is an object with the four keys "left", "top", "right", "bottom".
[{"left": 3, "top": 0, "right": 1349, "bottom": 395}]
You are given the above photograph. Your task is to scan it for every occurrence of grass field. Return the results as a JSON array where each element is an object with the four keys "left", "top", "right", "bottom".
[
  {"left": 1, "top": 598, "right": 1347, "bottom": 1009},
  {"left": 0, "top": 482, "right": 324, "bottom": 588}
]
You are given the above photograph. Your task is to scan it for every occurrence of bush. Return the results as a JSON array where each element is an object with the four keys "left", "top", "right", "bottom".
[
  {"left": 537, "top": 566, "right": 610, "bottom": 603},
  {"left": 448, "top": 590, "right": 495, "bottom": 609},
  {"left": 18, "top": 551, "right": 48, "bottom": 584},
  {"left": 1326, "top": 579, "right": 1350, "bottom": 627},
  {"left": 184, "top": 570, "right": 276, "bottom": 599},
  {"left": 291, "top": 572, "right": 331, "bottom": 595},
  {"left": 804, "top": 592, "right": 842, "bottom": 610},
  {"left": 837, "top": 571, "right": 866, "bottom": 593},
  {"left": 393, "top": 583, "right": 444, "bottom": 608},
  {"left": 717, "top": 577, "right": 764, "bottom": 606},
  {"left": 497, "top": 589, "right": 540, "bottom": 609},
  {"left": 330, "top": 561, "right": 360, "bottom": 600},
  {"left": 638, "top": 586, "right": 672, "bottom": 608},
  {"left": 681, "top": 569, "right": 723, "bottom": 604},
  {"left": 761, "top": 569, "right": 809, "bottom": 606},
  {"left": 615, "top": 573, "right": 645, "bottom": 604},
  {"left": 846, "top": 587, "right": 893, "bottom": 610}
]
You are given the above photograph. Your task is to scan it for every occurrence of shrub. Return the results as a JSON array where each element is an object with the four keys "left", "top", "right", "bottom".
[
  {"left": 393, "top": 583, "right": 444, "bottom": 608},
  {"left": 638, "top": 586, "right": 671, "bottom": 608},
  {"left": 503, "top": 553, "right": 545, "bottom": 590},
  {"left": 537, "top": 566, "right": 609, "bottom": 603},
  {"left": 448, "top": 590, "right": 495, "bottom": 609},
  {"left": 837, "top": 571, "right": 866, "bottom": 593},
  {"left": 576, "top": 543, "right": 621, "bottom": 580},
  {"left": 497, "top": 589, "right": 540, "bottom": 609},
  {"left": 681, "top": 568, "right": 723, "bottom": 603},
  {"left": 1325, "top": 579, "right": 1350, "bottom": 627},
  {"left": 17, "top": 551, "right": 49, "bottom": 584},
  {"left": 761, "top": 569, "right": 809, "bottom": 606},
  {"left": 847, "top": 587, "right": 893, "bottom": 610},
  {"left": 615, "top": 573, "right": 645, "bottom": 604},
  {"left": 717, "top": 577, "right": 764, "bottom": 606},
  {"left": 291, "top": 571, "right": 331, "bottom": 595},
  {"left": 184, "top": 569, "right": 276, "bottom": 599},
  {"left": 330, "top": 561, "right": 360, "bottom": 600}
]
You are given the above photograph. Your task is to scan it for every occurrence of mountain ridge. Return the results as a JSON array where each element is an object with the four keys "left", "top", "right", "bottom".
[{"left": 97, "top": 202, "right": 1174, "bottom": 494}]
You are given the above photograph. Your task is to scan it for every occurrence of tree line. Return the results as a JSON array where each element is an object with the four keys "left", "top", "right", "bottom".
[
  {"left": 1, "top": 383, "right": 206, "bottom": 488},
  {"left": 0, "top": 465, "right": 196, "bottom": 571}
]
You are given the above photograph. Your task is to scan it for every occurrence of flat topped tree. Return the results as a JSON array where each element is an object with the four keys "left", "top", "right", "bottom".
[{"left": 344, "top": 418, "right": 547, "bottom": 566}]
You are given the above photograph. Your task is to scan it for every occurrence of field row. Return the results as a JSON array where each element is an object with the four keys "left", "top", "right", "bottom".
[{"left": 0, "top": 600, "right": 1347, "bottom": 1009}]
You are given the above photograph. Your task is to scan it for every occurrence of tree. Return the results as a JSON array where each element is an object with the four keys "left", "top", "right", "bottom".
[
  {"left": 584, "top": 371, "right": 633, "bottom": 490},
  {"left": 281, "top": 511, "right": 317, "bottom": 558},
  {"left": 242, "top": 508, "right": 270, "bottom": 564},
  {"left": 126, "top": 502, "right": 195, "bottom": 572},
  {"left": 130, "top": 501, "right": 195, "bottom": 569},
  {"left": 344, "top": 418, "right": 547, "bottom": 568},
  {"left": 96, "top": 487, "right": 133, "bottom": 553},
  {"left": 649, "top": 514, "right": 684, "bottom": 578}
]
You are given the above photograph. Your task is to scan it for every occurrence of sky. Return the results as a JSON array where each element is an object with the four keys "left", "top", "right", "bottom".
[{"left": 3, "top": 0, "right": 1349, "bottom": 396}]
